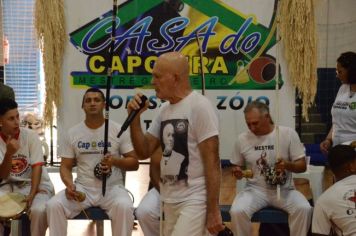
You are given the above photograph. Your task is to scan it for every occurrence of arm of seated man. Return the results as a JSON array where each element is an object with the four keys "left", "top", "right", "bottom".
[
  {"left": 102, "top": 150, "right": 139, "bottom": 172},
  {"left": 0, "top": 136, "right": 19, "bottom": 178},
  {"left": 27, "top": 164, "right": 42, "bottom": 206},
  {"left": 60, "top": 157, "right": 77, "bottom": 200},
  {"left": 275, "top": 157, "right": 307, "bottom": 173}
]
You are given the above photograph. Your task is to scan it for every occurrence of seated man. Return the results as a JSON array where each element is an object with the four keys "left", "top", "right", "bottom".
[
  {"left": 0, "top": 99, "right": 54, "bottom": 236},
  {"left": 229, "top": 101, "right": 312, "bottom": 236},
  {"left": 312, "top": 144, "right": 356, "bottom": 236},
  {"left": 46, "top": 88, "right": 139, "bottom": 236}
]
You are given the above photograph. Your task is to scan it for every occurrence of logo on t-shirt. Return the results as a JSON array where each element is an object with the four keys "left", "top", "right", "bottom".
[
  {"left": 77, "top": 140, "right": 111, "bottom": 153},
  {"left": 256, "top": 150, "right": 287, "bottom": 186},
  {"left": 349, "top": 102, "right": 356, "bottom": 110},
  {"left": 333, "top": 101, "right": 350, "bottom": 110},
  {"left": 175, "top": 120, "right": 188, "bottom": 134},
  {"left": 11, "top": 155, "right": 29, "bottom": 176},
  {"left": 344, "top": 189, "right": 356, "bottom": 216}
]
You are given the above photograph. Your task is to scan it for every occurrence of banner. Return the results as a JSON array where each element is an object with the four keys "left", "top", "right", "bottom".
[{"left": 59, "top": 0, "right": 295, "bottom": 158}]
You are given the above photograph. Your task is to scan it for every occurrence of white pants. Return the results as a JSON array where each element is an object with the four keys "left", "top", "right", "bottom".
[
  {"left": 46, "top": 183, "right": 134, "bottom": 236},
  {"left": 135, "top": 188, "right": 160, "bottom": 236},
  {"left": 163, "top": 199, "right": 209, "bottom": 236},
  {"left": 0, "top": 185, "right": 53, "bottom": 236},
  {"left": 230, "top": 186, "right": 312, "bottom": 236}
]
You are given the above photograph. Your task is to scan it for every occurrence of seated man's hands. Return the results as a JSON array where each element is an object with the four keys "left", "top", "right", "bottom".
[
  {"left": 25, "top": 192, "right": 36, "bottom": 207},
  {"left": 65, "top": 183, "right": 77, "bottom": 200},
  {"left": 275, "top": 158, "right": 287, "bottom": 173},
  {"left": 100, "top": 153, "right": 113, "bottom": 174},
  {"left": 232, "top": 165, "right": 244, "bottom": 180},
  {"left": 6, "top": 135, "right": 20, "bottom": 156}
]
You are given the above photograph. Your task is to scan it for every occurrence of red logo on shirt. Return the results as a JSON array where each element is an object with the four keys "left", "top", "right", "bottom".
[
  {"left": 348, "top": 192, "right": 356, "bottom": 203},
  {"left": 11, "top": 156, "right": 28, "bottom": 175},
  {"left": 344, "top": 189, "right": 356, "bottom": 216}
]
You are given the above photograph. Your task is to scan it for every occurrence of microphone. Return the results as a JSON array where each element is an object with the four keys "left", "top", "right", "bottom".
[{"left": 117, "top": 95, "right": 148, "bottom": 138}]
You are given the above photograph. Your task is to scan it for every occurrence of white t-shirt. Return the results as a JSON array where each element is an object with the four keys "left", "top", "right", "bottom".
[
  {"left": 148, "top": 91, "right": 219, "bottom": 203},
  {"left": 230, "top": 126, "right": 305, "bottom": 190},
  {"left": 331, "top": 84, "right": 356, "bottom": 146},
  {"left": 60, "top": 120, "right": 133, "bottom": 188},
  {"left": 312, "top": 175, "right": 356, "bottom": 236},
  {"left": 0, "top": 128, "right": 53, "bottom": 193}
]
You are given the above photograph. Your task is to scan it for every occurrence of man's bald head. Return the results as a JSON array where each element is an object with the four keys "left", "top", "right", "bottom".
[
  {"left": 156, "top": 52, "right": 189, "bottom": 79},
  {"left": 152, "top": 52, "right": 192, "bottom": 103}
]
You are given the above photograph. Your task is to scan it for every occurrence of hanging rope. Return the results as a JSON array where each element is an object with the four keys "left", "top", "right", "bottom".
[
  {"left": 278, "top": 0, "right": 318, "bottom": 121},
  {"left": 34, "top": 0, "right": 66, "bottom": 126}
]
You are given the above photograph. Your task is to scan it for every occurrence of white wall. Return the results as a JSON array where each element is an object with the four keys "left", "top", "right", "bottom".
[{"left": 316, "top": 0, "right": 356, "bottom": 67}]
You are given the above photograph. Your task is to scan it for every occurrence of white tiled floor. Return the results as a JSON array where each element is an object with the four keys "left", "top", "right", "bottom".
[{"left": 45, "top": 164, "right": 150, "bottom": 236}]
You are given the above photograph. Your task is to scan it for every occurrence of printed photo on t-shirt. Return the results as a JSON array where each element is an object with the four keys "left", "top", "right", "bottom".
[{"left": 160, "top": 119, "right": 188, "bottom": 185}]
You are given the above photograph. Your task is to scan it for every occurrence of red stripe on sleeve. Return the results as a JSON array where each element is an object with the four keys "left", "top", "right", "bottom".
[{"left": 31, "top": 162, "right": 45, "bottom": 167}]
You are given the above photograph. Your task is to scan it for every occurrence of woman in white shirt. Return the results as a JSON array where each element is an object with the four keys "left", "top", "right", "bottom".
[{"left": 320, "top": 51, "right": 356, "bottom": 154}]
